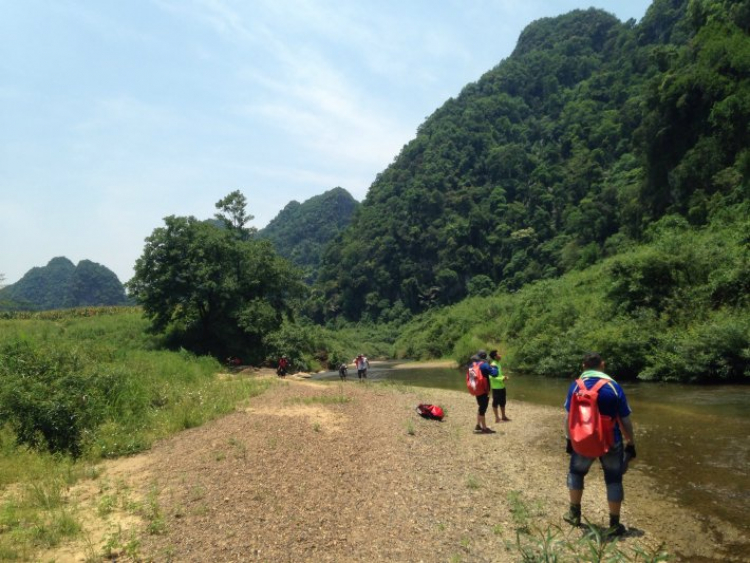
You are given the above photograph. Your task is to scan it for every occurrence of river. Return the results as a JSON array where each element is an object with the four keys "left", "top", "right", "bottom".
[{"left": 316, "top": 361, "right": 750, "bottom": 544}]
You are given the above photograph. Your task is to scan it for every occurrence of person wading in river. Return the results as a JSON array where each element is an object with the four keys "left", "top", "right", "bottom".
[{"left": 563, "top": 352, "right": 636, "bottom": 537}]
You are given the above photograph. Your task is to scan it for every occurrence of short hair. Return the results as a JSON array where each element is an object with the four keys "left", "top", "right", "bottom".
[
  {"left": 477, "top": 350, "right": 487, "bottom": 359},
  {"left": 489, "top": 350, "right": 499, "bottom": 359},
  {"left": 582, "top": 352, "right": 603, "bottom": 369}
]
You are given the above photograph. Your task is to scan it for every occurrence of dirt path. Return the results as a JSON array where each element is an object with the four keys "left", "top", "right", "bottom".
[{"left": 49, "top": 376, "right": 747, "bottom": 562}]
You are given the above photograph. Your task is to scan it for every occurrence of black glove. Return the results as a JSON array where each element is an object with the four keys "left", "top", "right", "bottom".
[
  {"left": 566, "top": 439, "right": 573, "bottom": 455},
  {"left": 623, "top": 443, "right": 636, "bottom": 474}
]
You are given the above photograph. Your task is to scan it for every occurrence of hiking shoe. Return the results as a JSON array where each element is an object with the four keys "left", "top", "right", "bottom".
[
  {"left": 481, "top": 427, "right": 496, "bottom": 434},
  {"left": 475, "top": 425, "right": 482, "bottom": 432},
  {"left": 605, "top": 523, "right": 626, "bottom": 538},
  {"left": 563, "top": 510, "right": 581, "bottom": 527}
]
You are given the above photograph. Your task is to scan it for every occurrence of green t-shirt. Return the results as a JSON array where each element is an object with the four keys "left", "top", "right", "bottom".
[{"left": 490, "top": 360, "right": 505, "bottom": 389}]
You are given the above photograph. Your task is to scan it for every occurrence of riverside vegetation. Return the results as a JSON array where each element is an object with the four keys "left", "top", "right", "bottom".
[
  {"left": 0, "top": 308, "right": 274, "bottom": 560},
  {"left": 395, "top": 208, "right": 750, "bottom": 382}
]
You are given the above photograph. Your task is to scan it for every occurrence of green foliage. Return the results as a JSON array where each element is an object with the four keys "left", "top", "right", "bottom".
[
  {"left": 395, "top": 212, "right": 750, "bottom": 382},
  {"left": 0, "top": 308, "right": 272, "bottom": 459},
  {"left": 311, "top": 0, "right": 750, "bottom": 324},
  {"left": 214, "top": 190, "right": 256, "bottom": 239},
  {"left": 0, "top": 258, "right": 129, "bottom": 312},
  {"left": 259, "top": 187, "right": 359, "bottom": 284},
  {"left": 0, "top": 341, "right": 103, "bottom": 456},
  {"left": 127, "top": 192, "right": 307, "bottom": 362},
  {"left": 262, "top": 318, "right": 394, "bottom": 371},
  {"left": 514, "top": 523, "right": 672, "bottom": 562}
]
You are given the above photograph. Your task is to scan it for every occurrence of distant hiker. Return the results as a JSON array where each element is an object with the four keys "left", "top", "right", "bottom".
[
  {"left": 354, "top": 354, "right": 369, "bottom": 380},
  {"left": 338, "top": 363, "right": 348, "bottom": 381},
  {"left": 277, "top": 355, "right": 289, "bottom": 377},
  {"left": 468, "top": 350, "right": 498, "bottom": 434},
  {"left": 489, "top": 350, "right": 510, "bottom": 422},
  {"left": 563, "top": 352, "right": 636, "bottom": 537},
  {"left": 226, "top": 356, "right": 242, "bottom": 367}
]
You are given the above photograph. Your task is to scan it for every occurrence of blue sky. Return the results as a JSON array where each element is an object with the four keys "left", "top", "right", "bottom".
[{"left": 1, "top": 0, "right": 653, "bottom": 285}]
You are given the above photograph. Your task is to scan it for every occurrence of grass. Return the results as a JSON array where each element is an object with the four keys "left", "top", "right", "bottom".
[
  {"left": 0, "top": 307, "right": 277, "bottom": 561},
  {"left": 513, "top": 523, "right": 672, "bottom": 562},
  {"left": 406, "top": 419, "right": 416, "bottom": 435},
  {"left": 292, "top": 393, "right": 352, "bottom": 405},
  {"left": 501, "top": 492, "right": 672, "bottom": 562},
  {"left": 466, "top": 474, "right": 481, "bottom": 490}
]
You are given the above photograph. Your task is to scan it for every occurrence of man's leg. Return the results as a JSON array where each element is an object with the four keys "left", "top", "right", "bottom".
[
  {"left": 601, "top": 444, "right": 626, "bottom": 535},
  {"left": 492, "top": 389, "right": 501, "bottom": 422},
  {"left": 565, "top": 453, "right": 594, "bottom": 526},
  {"left": 500, "top": 389, "right": 510, "bottom": 421}
]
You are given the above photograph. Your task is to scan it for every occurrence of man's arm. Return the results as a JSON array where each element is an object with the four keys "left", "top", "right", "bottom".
[
  {"left": 620, "top": 415, "right": 635, "bottom": 444},
  {"left": 481, "top": 363, "right": 499, "bottom": 377}
]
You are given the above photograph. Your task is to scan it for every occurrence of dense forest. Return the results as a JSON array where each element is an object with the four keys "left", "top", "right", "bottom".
[
  {"left": 310, "top": 0, "right": 750, "bottom": 325},
  {"left": 0, "top": 257, "right": 130, "bottom": 311},
  {"left": 258, "top": 187, "right": 359, "bottom": 283}
]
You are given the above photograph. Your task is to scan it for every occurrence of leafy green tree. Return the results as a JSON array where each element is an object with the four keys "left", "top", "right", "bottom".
[
  {"left": 127, "top": 194, "right": 306, "bottom": 360},
  {"left": 215, "top": 190, "right": 256, "bottom": 239}
]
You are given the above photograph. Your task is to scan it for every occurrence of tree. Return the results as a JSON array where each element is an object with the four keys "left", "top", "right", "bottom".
[
  {"left": 127, "top": 194, "right": 306, "bottom": 361},
  {"left": 215, "top": 190, "right": 257, "bottom": 240}
]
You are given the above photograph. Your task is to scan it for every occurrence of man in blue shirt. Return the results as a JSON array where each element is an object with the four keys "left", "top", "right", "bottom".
[{"left": 563, "top": 352, "right": 636, "bottom": 536}]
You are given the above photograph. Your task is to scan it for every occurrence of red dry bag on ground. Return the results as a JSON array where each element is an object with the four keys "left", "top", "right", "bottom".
[
  {"left": 466, "top": 361, "right": 489, "bottom": 396},
  {"left": 416, "top": 404, "right": 444, "bottom": 421},
  {"left": 568, "top": 378, "right": 616, "bottom": 458}
]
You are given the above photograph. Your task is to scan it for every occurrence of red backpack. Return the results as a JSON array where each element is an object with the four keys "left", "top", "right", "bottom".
[
  {"left": 466, "top": 362, "right": 489, "bottom": 396},
  {"left": 416, "top": 404, "right": 444, "bottom": 421},
  {"left": 568, "top": 378, "right": 616, "bottom": 457}
]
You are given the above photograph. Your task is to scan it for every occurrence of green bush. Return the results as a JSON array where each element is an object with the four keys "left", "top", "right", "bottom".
[{"left": 0, "top": 341, "right": 102, "bottom": 456}]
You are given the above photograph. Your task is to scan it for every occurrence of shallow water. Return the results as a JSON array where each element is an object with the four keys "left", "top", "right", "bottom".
[{"left": 317, "top": 362, "right": 750, "bottom": 540}]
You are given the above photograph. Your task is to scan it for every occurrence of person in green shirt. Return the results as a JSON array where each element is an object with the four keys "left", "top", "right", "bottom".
[{"left": 489, "top": 350, "right": 510, "bottom": 422}]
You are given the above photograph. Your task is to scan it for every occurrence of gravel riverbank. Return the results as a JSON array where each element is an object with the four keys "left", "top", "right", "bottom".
[{"left": 46, "top": 374, "right": 748, "bottom": 562}]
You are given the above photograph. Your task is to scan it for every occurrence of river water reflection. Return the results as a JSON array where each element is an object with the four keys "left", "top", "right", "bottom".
[{"left": 317, "top": 362, "right": 750, "bottom": 538}]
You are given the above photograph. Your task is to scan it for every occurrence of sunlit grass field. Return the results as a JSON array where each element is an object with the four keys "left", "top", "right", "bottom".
[{"left": 0, "top": 307, "right": 274, "bottom": 560}]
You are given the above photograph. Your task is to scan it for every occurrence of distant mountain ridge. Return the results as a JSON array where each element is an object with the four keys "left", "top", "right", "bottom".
[
  {"left": 258, "top": 187, "right": 359, "bottom": 282},
  {"left": 0, "top": 257, "right": 129, "bottom": 311}
]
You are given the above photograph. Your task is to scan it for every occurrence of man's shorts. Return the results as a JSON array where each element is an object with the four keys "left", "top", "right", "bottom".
[
  {"left": 475, "top": 394, "right": 490, "bottom": 415},
  {"left": 567, "top": 442, "right": 625, "bottom": 502},
  {"left": 492, "top": 388, "right": 507, "bottom": 408}
]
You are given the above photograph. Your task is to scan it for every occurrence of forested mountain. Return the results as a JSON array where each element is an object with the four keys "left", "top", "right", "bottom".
[
  {"left": 311, "top": 0, "right": 750, "bottom": 322},
  {"left": 0, "top": 257, "right": 129, "bottom": 311},
  {"left": 258, "top": 187, "right": 359, "bottom": 283}
]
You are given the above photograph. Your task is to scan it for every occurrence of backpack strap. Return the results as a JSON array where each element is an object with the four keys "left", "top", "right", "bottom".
[
  {"left": 576, "top": 378, "right": 608, "bottom": 394},
  {"left": 579, "top": 378, "right": 633, "bottom": 442}
]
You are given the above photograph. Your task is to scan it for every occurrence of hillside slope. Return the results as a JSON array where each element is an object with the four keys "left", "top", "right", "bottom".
[
  {"left": 314, "top": 0, "right": 749, "bottom": 322},
  {"left": 259, "top": 187, "right": 358, "bottom": 283}
]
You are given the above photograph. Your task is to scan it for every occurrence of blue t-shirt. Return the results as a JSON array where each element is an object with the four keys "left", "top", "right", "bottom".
[
  {"left": 479, "top": 360, "right": 498, "bottom": 378},
  {"left": 564, "top": 370, "right": 632, "bottom": 443}
]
